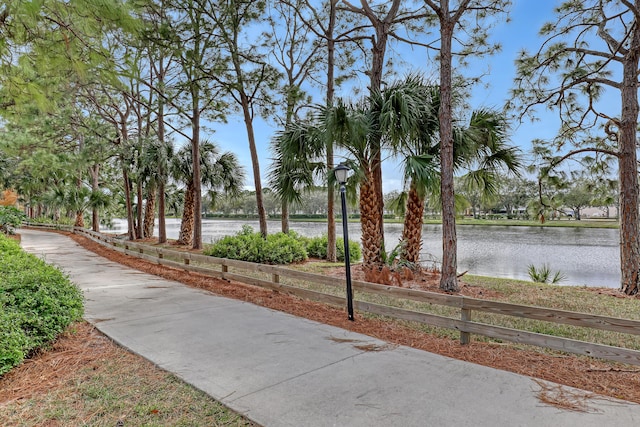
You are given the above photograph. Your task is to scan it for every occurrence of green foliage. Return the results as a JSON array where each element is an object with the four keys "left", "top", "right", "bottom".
[
  {"left": 0, "top": 234, "right": 84, "bottom": 375},
  {"left": 527, "top": 264, "right": 566, "bottom": 284},
  {"left": 337, "top": 237, "right": 361, "bottom": 263},
  {"left": 382, "top": 240, "right": 418, "bottom": 271},
  {"left": 303, "top": 234, "right": 361, "bottom": 263},
  {"left": 303, "top": 235, "right": 327, "bottom": 259},
  {"left": 204, "top": 227, "right": 362, "bottom": 264},
  {"left": 0, "top": 206, "right": 26, "bottom": 235},
  {"left": 204, "top": 226, "right": 307, "bottom": 264},
  {"left": 263, "top": 232, "right": 308, "bottom": 264}
]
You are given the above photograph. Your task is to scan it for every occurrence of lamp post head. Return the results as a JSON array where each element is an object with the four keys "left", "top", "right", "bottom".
[{"left": 333, "top": 163, "right": 350, "bottom": 185}]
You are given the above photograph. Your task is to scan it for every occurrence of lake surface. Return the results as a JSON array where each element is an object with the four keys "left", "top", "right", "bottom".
[{"left": 103, "top": 218, "right": 620, "bottom": 288}]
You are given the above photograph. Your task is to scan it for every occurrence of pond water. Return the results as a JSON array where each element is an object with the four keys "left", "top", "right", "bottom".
[{"left": 103, "top": 218, "right": 620, "bottom": 288}]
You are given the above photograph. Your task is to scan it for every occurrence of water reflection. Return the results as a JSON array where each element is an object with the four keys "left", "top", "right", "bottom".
[{"left": 103, "top": 219, "right": 620, "bottom": 288}]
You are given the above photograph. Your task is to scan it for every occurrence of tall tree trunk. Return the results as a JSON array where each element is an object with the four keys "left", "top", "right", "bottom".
[
  {"left": 90, "top": 164, "right": 100, "bottom": 232},
  {"left": 326, "top": 143, "right": 337, "bottom": 262},
  {"left": 241, "top": 92, "right": 268, "bottom": 238},
  {"left": 342, "top": 1, "right": 402, "bottom": 264},
  {"left": 369, "top": 28, "right": 387, "bottom": 262},
  {"left": 401, "top": 182, "right": 425, "bottom": 264},
  {"left": 73, "top": 176, "right": 84, "bottom": 229},
  {"left": 158, "top": 182, "right": 166, "bottom": 243},
  {"left": 123, "top": 166, "right": 135, "bottom": 240},
  {"left": 326, "top": 0, "right": 337, "bottom": 263},
  {"left": 439, "top": 14, "right": 459, "bottom": 292},
  {"left": 178, "top": 181, "right": 195, "bottom": 246},
  {"left": 157, "top": 56, "right": 167, "bottom": 244},
  {"left": 192, "top": 107, "right": 203, "bottom": 249},
  {"left": 281, "top": 200, "right": 289, "bottom": 233},
  {"left": 367, "top": 2, "right": 399, "bottom": 262},
  {"left": 619, "top": 30, "right": 640, "bottom": 295}
]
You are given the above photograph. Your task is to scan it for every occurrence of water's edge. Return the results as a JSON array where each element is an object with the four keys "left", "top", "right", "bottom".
[{"left": 103, "top": 219, "right": 620, "bottom": 288}]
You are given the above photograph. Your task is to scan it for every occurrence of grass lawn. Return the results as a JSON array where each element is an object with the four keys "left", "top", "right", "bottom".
[{"left": 0, "top": 322, "right": 256, "bottom": 427}]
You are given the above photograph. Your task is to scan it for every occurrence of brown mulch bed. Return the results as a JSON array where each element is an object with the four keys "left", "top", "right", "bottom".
[
  {"left": 5, "top": 230, "right": 640, "bottom": 407},
  {"left": 0, "top": 322, "right": 119, "bottom": 404}
]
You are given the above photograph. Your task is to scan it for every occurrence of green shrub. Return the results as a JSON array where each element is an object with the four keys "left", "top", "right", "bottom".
[
  {"left": 204, "top": 226, "right": 307, "bottom": 264},
  {"left": 205, "top": 225, "right": 264, "bottom": 262},
  {"left": 336, "top": 237, "right": 361, "bottom": 262},
  {"left": 264, "top": 232, "right": 308, "bottom": 264},
  {"left": 0, "top": 310, "right": 29, "bottom": 374},
  {"left": 303, "top": 235, "right": 361, "bottom": 263},
  {"left": 305, "top": 235, "right": 328, "bottom": 259},
  {"left": 0, "top": 206, "right": 26, "bottom": 235},
  {"left": 205, "top": 227, "right": 362, "bottom": 265},
  {"left": 0, "top": 234, "right": 84, "bottom": 376}
]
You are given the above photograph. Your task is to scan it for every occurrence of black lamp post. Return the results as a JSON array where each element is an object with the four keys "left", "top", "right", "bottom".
[{"left": 334, "top": 163, "right": 354, "bottom": 321}]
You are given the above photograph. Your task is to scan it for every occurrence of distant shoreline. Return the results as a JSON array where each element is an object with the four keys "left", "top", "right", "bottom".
[{"left": 198, "top": 216, "right": 620, "bottom": 229}]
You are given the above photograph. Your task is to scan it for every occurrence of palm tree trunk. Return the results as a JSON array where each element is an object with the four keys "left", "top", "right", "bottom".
[
  {"left": 359, "top": 168, "right": 384, "bottom": 281},
  {"left": 74, "top": 210, "right": 84, "bottom": 228},
  {"left": 401, "top": 182, "right": 425, "bottom": 264},
  {"left": 178, "top": 181, "right": 195, "bottom": 246},
  {"left": 143, "top": 186, "right": 156, "bottom": 238},
  {"left": 158, "top": 182, "right": 167, "bottom": 243},
  {"left": 123, "top": 167, "right": 136, "bottom": 240},
  {"left": 136, "top": 181, "right": 144, "bottom": 240}
]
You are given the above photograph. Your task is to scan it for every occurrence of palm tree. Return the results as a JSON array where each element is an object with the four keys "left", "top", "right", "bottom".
[
  {"left": 51, "top": 184, "right": 110, "bottom": 228},
  {"left": 396, "top": 104, "right": 522, "bottom": 269},
  {"left": 375, "top": 78, "right": 441, "bottom": 265},
  {"left": 171, "top": 140, "right": 245, "bottom": 246},
  {"left": 322, "top": 100, "right": 384, "bottom": 278},
  {"left": 272, "top": 77, "right": 434, "bottom": 280},
  {"left": 138, "top": 139, "right": 173, "bottom": 242},
  {"left": 348, "top": 76, "right": 440, "bottom": 276},
  {"left": 269, "top": 121, "right": 325, "bottom": 232}
]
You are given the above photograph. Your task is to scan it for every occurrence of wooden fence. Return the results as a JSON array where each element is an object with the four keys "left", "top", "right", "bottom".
[{"left": 28, "top": 223, "right": 640, "bottom": 366}]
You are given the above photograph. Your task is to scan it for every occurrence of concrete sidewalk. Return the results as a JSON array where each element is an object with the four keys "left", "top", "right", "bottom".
[{"left": 20, "top": 228, "right": 640, "bottom": 426}]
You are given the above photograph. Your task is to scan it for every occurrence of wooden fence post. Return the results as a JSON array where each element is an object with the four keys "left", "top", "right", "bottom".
[{"left": 460, "top": 308, "right": 471, "bottom": 345}]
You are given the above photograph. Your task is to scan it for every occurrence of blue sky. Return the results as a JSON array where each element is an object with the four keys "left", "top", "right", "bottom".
[{"left": 209, "top": 1, "right": 593, "bottom": 193}]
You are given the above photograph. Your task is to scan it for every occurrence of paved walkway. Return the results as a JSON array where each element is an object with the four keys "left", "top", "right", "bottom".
[{"left": 20, "top": 229, "right": 640, "bottom": 426}]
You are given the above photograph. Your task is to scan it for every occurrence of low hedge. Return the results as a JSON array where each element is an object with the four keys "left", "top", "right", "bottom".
[
  {"left": 204, "top": 227, "right": 361, "bottom": 264},
  {"left": 204, "top": 226, "right": 308, "bottom": 264},
  {"left": 303, "top": 234, "right": 361, "bottom": 263},
  {"left": 0, "top": 234, "right": 84, "bottom": 376}
]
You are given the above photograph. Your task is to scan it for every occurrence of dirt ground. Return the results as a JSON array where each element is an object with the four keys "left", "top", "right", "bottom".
[{"left": 4, "top": 231, "right": 640, "bottom": 409}]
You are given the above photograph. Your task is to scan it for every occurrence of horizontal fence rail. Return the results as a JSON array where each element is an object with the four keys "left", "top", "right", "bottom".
[{"left": 26, "top": 223, "right": 640, "bottom": 366}]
